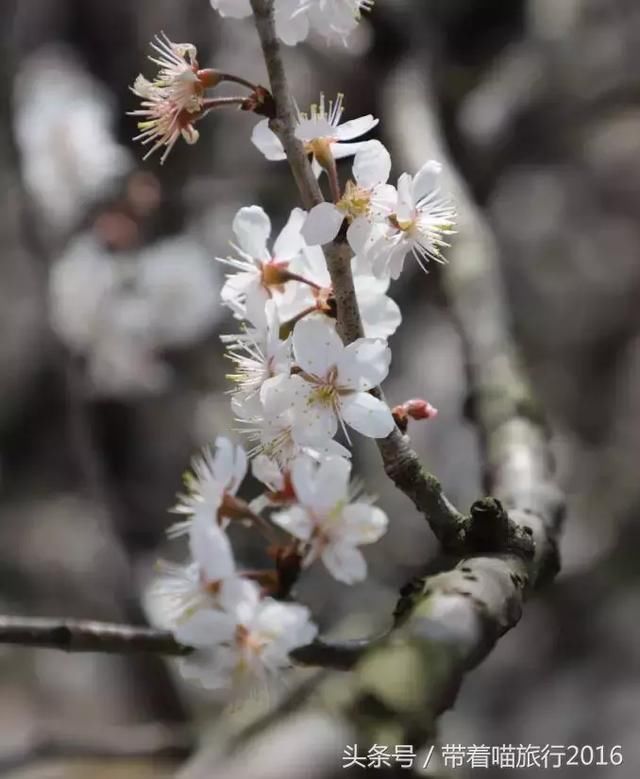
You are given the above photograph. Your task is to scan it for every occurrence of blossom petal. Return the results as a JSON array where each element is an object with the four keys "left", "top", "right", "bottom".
[
  {"left": 337, "top": 339, "right": 391, "bottom": 391},
  {"left": 357, "top": 287, "right": 402, "bottom": 339},
  {"left": 395, "top": 173, "right": 414, "bottom": 221},
  {"left": 251, "top": 119, "right": 286, "bottom": 161},
  {"left": 189, "top": 512, "right": 235, "bottom": 581},
  {"left": 273, "top": 208, "right": 306, "bottom": 259},
  {"left": 292, "top": 317, "right": 344, "bottom": 377},
  {"left": 339, "top": 392, "right": 395, "bottom": 438},
  {"left": 275, "top": 0, "right": 310, "bottom": 45},
  {"left": 346, "top": 217, "right": 372, "bottom": 255},
  {"left": 174, "top": 608, "right": 236, "bottom": 646},
  {"left": 261, "top": 373, "right": 308, "bottom": 416},
  {"left": 412, "top": 160, "right": 443, "bottom": 203},
  {"left": 252, "top": 454, "right": 284, "bottom": 492},
  {"left": 232, "top": 206, "right": 271, "bottom": 259},
  {"left": 353, "top": 141, "right": 391, "bottom": 188},
  {"left": 335, "top": 115, "right": 378, "bottom": 141},
  {"left": 340, "top": 503, "right": 388, "bottom": 545},
  {"left": 272, "top": 505, "right": 314, "bottom": 541},
  {"left": 311, "top": 456, "right": 352, "bottom": 511},
  {"left": 332, "top": 141, "right": 369, "bottom": 160},
  {"left": 302, "top": 203, "right": 343, "bottom": 246},
  {"left": 221, "top": 577, "right": 261, "bottom": 619},
  {"left": 321, "top": 543, "right": 367, "bottom": 584}
]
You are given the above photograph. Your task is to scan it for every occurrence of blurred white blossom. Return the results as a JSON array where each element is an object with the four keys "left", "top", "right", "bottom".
[
  {"left": 49, "top": 234, "right": 222, "bottom": 396},
  {"left": 13, "top": 47, "right": 132, "bottom": 235}
]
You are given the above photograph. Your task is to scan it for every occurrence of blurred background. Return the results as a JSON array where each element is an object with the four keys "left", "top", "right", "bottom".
[{"left": 1, "top": 0, "right": 639, "bottom": 776}]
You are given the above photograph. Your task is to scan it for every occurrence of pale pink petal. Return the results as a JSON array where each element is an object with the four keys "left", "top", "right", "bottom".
[{"left": 339, "top": 391, "right": 395, "bottom": 438}]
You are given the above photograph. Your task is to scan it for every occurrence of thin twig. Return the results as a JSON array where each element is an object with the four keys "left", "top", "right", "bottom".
[
  {"left": 249, "top": 0, "right": 323, "bottom": 211},
  {"left": 0, "top": 615, "right": 375, "bottom": 670}
]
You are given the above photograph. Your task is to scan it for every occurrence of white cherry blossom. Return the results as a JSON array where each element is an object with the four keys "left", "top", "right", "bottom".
[
  {"left": 272, "top": 456, "right": 387, "bottom": 583},
  {"left": 210, "top": 0, "right": 310, "bottom": 46},
  {"left": 366, "top": 160, "right": 456, "bottom": 279},
  {"left": 252, "top": 93, "right": 378, "bottom": 176},
  {"left": 154, "top": 512, "right": 243, "bottom": 626},
  {"left": 234, "top": 386, "right": 350, "bottom": 465},
  {"left": 275, "top": 246, "right": 401, "bottom": 339},
  {"left": 129, "top": 34, "right": 208, "bottom": 163},
  {"left": 170, "top": 437, "right": 247, "bottom": 536},
  {"left": 262, "top": 317, "right": 395, "bottom": 442},
  {"left": 223, "top": 300, "right": 292, "bottom": 414},
  {"left": 218, "top": 206, "right": 306, "bottom": 315},
  {"left": 305, "top": 0, "right": 374, "bottom": 42},
  {"left": 176, "top": 578, "right": 317, "bottom": 694},
  {"left": 302, "top": 140, "right": 396, "bottom": 249}
]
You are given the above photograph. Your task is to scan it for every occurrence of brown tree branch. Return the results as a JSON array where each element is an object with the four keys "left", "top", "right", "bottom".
[{"left": 0, "top": 614, "right": 376, "bottom": 670}]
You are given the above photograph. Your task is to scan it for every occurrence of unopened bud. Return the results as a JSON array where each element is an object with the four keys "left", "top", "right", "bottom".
[
  {"left": 392, "top": 398, "right": 438, "bottom": 433},
  {"left": 405, "top": 399, "right": 438, "bottom": 421}
]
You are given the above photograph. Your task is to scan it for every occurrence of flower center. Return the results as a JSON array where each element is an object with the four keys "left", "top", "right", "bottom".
[
  {"left": 309, "top": 383, "right": 338, "bottom": 408},
  {"left": 389, "top": 214, "right": 416, "bottom": 233},
  {"left": 337, "top": 180, "right": 372, "bottom": 220}
]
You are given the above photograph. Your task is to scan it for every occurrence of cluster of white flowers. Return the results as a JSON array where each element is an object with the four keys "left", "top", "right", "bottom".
[
  {"left": 134, "top": 26, "right": 455, "bottom": 701},
  {"left": 210, "top": 0, "right": 373, "bottom": 45}
]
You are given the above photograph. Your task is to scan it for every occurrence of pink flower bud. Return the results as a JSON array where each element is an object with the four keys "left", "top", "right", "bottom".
[{"left": 405, "top": 399, "right": 438, "bottom": 421}]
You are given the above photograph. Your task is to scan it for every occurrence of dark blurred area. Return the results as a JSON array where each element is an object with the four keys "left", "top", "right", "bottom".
[{"left": 1, "top": 0, "right": 639, "bottom": 776}]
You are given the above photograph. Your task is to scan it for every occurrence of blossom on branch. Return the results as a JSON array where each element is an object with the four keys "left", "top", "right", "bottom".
[
  {"left": 176, "top": 578, "right": 317, "bottom": 695},
  {"left": 154, "top": 513, "right": 244, "bottom": 625},
  {"left": 262, "top": 317, "right": 395, "bottom": 441},
  {"left": 129, "top": 34, "right": 221, "bottom": 163},
  {"left": 210, "top": 0, "right": 373, "bottom": 46},
  {"left": 272, "top": 456, "right": 388, "bottom": 583},
  {"left": 252, "top": 93, "right": 378, "bottom": 176},
  {"left": 302, "top": 140, "right": 395, "bottom": 249},
  {"left": 170, "top": 437, "right": 248, "bottom": 536},
  {"left": 218, "top": 206, "right": 307, "bottom": 315},
  {"left": 365, "top": 160, "right": 457, "bottom": 279}
]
